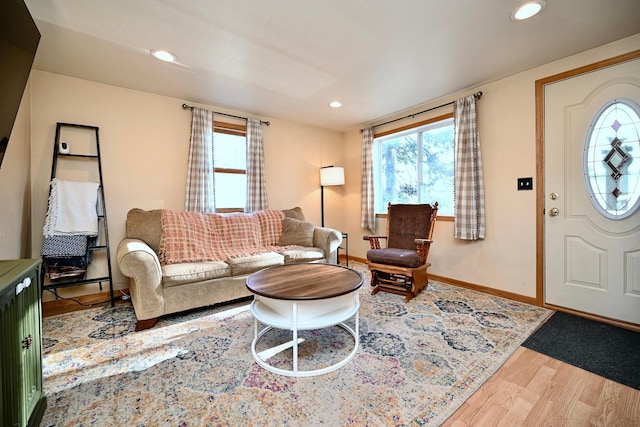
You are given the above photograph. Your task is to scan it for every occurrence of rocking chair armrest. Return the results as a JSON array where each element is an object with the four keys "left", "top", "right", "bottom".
[
  {"left": 363, "top": 235, "right": 387, "bottom": 241},
  {"left": 414, "top": 238, "right": 433, "bottom": 246},
  {"left": 414, "top": 238, "right": 433, "bottom": 264},
  {"left": 363, "top": 235, "right": 387, "bottom": 250}
]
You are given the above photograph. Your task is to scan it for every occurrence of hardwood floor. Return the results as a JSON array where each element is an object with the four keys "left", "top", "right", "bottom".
[
  {"left": 443, "top": 347, "right": 640, "bottom": 427},
  {"left": 42, "top": 289, "right": 126, "bottom": 317}
]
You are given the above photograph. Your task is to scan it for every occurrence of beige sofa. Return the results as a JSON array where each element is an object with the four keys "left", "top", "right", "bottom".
[{"left": 116, "top": 207, "right": 342, "bottom": 330}]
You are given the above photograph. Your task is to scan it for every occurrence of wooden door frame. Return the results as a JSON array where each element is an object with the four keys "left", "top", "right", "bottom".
[{"left": 535, "top": 49, "right": 640, "bottom": 315}]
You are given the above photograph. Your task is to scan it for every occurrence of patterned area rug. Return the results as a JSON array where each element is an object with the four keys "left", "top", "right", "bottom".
[{"left": 41, "top": 264, "right": 551, "bottom": 426}]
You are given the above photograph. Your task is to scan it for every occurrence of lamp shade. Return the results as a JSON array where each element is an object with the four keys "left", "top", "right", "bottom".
[{"left": 320, "top": 166, "right": 345, "bottom": 186}]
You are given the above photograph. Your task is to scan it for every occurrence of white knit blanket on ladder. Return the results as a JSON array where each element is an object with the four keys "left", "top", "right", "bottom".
[{"left": 43, "top": 178, "right": 100, "bottom": 237}]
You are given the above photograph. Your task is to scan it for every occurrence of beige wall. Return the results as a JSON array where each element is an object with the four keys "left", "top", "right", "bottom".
[
  {"left": 0, "top": 82, "right": 32, "bottom": 260},
  {"left": 4, "top": 33, "right": 638, "bottom": 301},
  {"left": 341, "top": 33, "right": 640, "bottom": 298},
  {"left": 28, "top": 71, "right": 343, "bottom": 299}
]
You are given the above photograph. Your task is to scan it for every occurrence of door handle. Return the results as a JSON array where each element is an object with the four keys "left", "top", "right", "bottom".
[{"left": 549, "top": 208, "right": 559, "bottom": 216}]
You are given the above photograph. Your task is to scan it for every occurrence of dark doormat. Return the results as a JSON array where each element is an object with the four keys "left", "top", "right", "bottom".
[{"left": 522, "top": 311, "right": 640, "bottom": 390}]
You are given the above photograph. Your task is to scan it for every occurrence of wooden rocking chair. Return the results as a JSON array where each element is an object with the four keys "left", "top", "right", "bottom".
[{"left": 363, "top": 202, "right": 438, "bottom": 302}]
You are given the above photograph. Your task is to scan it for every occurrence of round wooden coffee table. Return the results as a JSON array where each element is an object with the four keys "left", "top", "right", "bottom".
[{"left": 246, "top": 263, "right": 363, "bottom": 377}]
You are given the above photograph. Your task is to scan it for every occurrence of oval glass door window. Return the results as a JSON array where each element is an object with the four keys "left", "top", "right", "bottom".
[{"left": 584, "top": 99, "right": 640, "bottom": 220}]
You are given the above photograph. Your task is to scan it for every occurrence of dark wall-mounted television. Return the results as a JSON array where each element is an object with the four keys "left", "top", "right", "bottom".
[{"left": 0, "top": 0, "right": 40, "bottom": 169}]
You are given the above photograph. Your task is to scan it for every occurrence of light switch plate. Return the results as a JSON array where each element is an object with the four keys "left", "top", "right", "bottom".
[{"left": 518, "top": 177, "right": 533, "bottom": 191}]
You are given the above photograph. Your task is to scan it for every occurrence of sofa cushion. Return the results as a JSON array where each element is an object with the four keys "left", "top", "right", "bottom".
[
  {"left": 282, "top": 206, "right": 305, "bottom": 221},
  {"left": 226, "top": 251, "right": 284, "bottom": 276},
  {"left": 279, "top": 246, "right": 325, "bottom": 264},
  {"left": 162, "top": 261, "right": 231, "bottom": 287},
  {"left": 277, "top": 217, "right": 315, "bottom": 247},
  {"left": 126, "top": 208, "right": 163, "bottom": 253}
]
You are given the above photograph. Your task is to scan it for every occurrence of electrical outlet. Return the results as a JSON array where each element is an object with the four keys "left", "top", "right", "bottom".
[{"left": 518, "top": 177, "right": 533, "bottom": 191}]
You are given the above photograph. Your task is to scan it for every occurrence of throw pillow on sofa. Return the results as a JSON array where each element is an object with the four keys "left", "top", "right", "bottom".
[
  {"left": 125, "top": 208, "right": 163, "bottom": 252},
  {"left": 277, "top": 217, "right": 315, "bottom": 247},
  {"left": 282, "top": 206, "right": 305, "bottom": 221}
]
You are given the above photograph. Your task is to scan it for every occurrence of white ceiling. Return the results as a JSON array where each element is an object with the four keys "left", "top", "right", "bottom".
[{"left": 24, "top": 0, "right": 640, "bottom": 131}]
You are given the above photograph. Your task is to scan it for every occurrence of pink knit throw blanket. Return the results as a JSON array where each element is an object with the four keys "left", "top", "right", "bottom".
[{"left": 158, "top": 210, "right": 285, "bottom": 264}]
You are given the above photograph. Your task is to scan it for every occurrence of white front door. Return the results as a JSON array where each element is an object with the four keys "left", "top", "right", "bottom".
[{"left": 544, "top": 57, "right": 640, "bottom": 325}]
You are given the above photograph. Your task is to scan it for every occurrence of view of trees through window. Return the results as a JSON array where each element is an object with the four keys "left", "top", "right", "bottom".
[
  {"left": 374, "top": 116, "right": 455, "bottom": 216},
  {"left": 213, "top": 124, "right": 247, "bottom": 212}
]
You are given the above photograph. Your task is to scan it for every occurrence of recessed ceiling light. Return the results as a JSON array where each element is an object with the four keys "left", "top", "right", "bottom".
[
  {"left": 329, "top": 101, "right": 342, "bottom": 108},
  {"left": 511, "top": 0, "right": 546, "bottom": 20},
  {"left": 150, "top": 49, "right": 178, "bottom": 63}
]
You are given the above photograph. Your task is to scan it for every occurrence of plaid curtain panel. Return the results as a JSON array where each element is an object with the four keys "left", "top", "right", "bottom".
[
  {"left": 246, "top": 118, "right": 268, "bottom": 212},
  {"left": 453, "top": 95, "right": 486, "bottom": 240},
  {"left": 361, "top": 128, "right": 375, "bottom": 232},
  {"left": 185, "top": 107, "right": 215, "bottom": 213}
]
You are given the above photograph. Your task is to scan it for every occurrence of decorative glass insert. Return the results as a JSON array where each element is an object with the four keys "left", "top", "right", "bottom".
[{"left": 583, "top": 99, "right": 640, "bottom": 220}]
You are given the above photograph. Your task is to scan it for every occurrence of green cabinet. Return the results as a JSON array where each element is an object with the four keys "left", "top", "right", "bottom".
[{"left": 0, "top": 259, "right": 47, "bottom": 427}]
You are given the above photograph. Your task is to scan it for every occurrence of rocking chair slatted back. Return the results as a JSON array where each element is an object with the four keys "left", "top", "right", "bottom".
[{"left": 386, "top": 203, "right": 438, "bottom": 250}]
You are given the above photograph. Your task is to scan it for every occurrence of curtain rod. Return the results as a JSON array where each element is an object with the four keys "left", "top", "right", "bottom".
[
  {"left": 360, "top": 91, "right": 483, "bottom": 133},
  {"left": 182, "top": 104, "right": 270, "bottom": 126}
]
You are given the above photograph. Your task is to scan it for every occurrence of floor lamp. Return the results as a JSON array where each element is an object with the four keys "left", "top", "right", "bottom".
[{"left": 320, "top": 166, "right": 345, "bottom": 227}]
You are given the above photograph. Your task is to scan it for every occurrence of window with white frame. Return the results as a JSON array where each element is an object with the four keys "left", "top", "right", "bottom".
[
  {"left": 373, "top": 114, "right": 455, "bottom": 217},
  {"left": 213, "top": 121, "right": 247, "bottom": 212}
]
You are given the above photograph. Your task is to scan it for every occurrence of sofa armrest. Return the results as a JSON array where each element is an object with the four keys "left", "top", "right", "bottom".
[
  {"left": 313, "top": 226, "right": 343, "bottom": 264},
  {"left": 116, "top": 238, "right": 164, "bottom": 321}
]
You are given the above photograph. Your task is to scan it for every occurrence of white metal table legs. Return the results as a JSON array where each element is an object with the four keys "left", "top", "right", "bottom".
[{"left": 250, "top": 294, "right": 360, "bottom": 377}]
